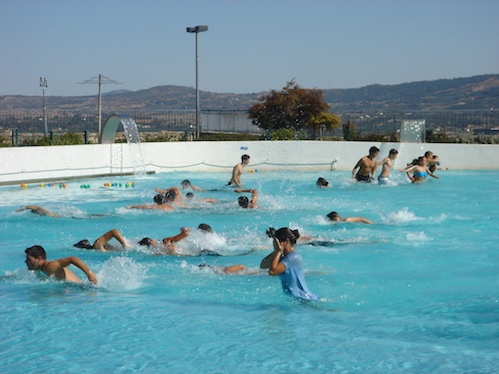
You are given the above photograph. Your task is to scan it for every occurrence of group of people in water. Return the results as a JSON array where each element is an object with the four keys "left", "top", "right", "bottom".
[
  {"left": 351, "top": 146, "right": 440, "bottom": 184},
  {"left": 22, "top": 148, "right": 440, "bottom": 301}
]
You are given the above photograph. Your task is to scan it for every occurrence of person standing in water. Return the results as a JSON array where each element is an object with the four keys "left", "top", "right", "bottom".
[
  {"left": 352, "top": 146, "right": 379, "bottom": 183},
  {"left": 227, "top": 154, "right": 250, "bottom": 187},
  {"left": 267, "top": 227, "right": 319, "bottom": 301},
  {"left": 377, "top": 148, "right": 398, "bottom": 185}
]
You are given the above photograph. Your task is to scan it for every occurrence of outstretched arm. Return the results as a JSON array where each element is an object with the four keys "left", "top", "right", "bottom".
[
  {"left": 344, "top": 217, "right": 373, "bottom": 224},
  {"left": 52, "top": 256, "right": 98, "bottom": 284},
  {"left": 427, "top": 167, "right": 439, "bottom": 179},
  {"left": 17, "top": 205, "right": 60, "bottom": 217}
]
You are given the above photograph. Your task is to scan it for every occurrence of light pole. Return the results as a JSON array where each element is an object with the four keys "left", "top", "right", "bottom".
[
  {"left": 40, "top": 77, "right": 48, "bottom": 137},
  {"left": 186, "top": 25, "right": 208, "bottom": 139}
]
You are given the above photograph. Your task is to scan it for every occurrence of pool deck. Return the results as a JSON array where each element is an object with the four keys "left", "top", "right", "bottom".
[{"left": 1, "top": 141, "right": 499, "bottom": 185}]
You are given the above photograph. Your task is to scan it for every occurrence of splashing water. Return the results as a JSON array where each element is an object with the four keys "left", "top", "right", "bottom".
[{"left": 97, "top": 256, "right": 147, "bottom": 291}]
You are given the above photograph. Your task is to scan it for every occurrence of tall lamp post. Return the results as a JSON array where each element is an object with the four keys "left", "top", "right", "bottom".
[
  {"left": 186, "top": 25, "right": 208, "bottom": 139},
  {"left": 40, "top": 77, "right": 48, "bottom": 137}
]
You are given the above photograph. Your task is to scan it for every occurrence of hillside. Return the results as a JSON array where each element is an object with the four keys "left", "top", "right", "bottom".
[{"left": 1, "top": 74, "right": 498, "bottom": 113}]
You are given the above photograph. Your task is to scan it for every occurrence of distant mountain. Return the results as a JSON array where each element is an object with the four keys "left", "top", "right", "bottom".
[
  {"left": 1, "top": 74, "right": 498, "bottom": 113},
  {"left": 323, "top": 74, "right": 499, "bottom": 111}
]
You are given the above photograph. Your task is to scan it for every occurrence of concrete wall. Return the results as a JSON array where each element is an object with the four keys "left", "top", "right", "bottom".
[{"left": 1, "top": 141, "right": 498, "bottom": 185}]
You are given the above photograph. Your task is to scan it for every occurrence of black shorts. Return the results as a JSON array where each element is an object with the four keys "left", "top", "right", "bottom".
[{"left": 355, "top": 174, "right": 371, "bottom": 183}]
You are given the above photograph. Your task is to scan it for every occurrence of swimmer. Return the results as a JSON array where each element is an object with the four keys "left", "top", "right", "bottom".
[
  {"left": 326, "top": 211, "right": 373, "bottom": 224},
  {"left": 316, "top": 177, "right": 330, "bottom": 188},
  {"left": 24, "top": 245, "right": 98, "bottom": 285},
  {"left": 154, "top": 186, "right": 186, "bottom": 207},
  {"left": 227, "top": 154, "right": 250, "bottom": 187},
  {"left": 185, "top": 192, "right": 217, "bottom": 204},
  {"left": 427, "top": 153, "right": 440, "bottom": 173},
  {"left": 73, "top": 229, "right": 128, "bottom": 252},
  {"left": 266, "top": 227, "right": 319, "bottom": 301},
  {"left": 406, "top": 157, "right": 439, "bottom": 183},
  {"left": 376, "top": 148, "right": 398, "bottom": 185},
  {"left": 181, "top": 179, "right": 202, "bottom": 191},
  {"left": 127, "top": 194, "right": 174, "bottom": 211},
  {"left": 352, "top": 146, "right": 379, "bottom": 183},
  {"left": 197, "top": 264, "right": 259, "bottom": 275},
  {"left": 400, "top": 151, "right": 440, "bottom": 173},
  {"left": 139, "top": 224, "right": 217, "bottom": 256},
  {"left": 17, "top": 205, "right": 61, "bottom": 217},
  {"left": 235, "top": 188, "right": 259, "bottom": 209},
  {"left": 16, "top": 205, "right": 109, "bottom": 219}
]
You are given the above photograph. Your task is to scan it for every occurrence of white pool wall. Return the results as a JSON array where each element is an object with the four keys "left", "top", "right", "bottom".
[{"left": 1, "top": 141, "right": 498, "bottom": 185}]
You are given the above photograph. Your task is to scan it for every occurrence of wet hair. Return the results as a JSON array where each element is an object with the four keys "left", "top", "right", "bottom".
[
  {"left": 326, "top": 211, "right": 340, "bottom": 221},
  {"left": 139, "top": 237, "right": 154, "bottom": 247},
  {"left": 197, "top": 223, "right": 212, "bottom": 233},
  {"left": 73, "top": 239, "right": 93, "bottom": 249},
  {"left": 424, "top": 151, "right": 433, "bottom": 158},
  {"left": 241, "top": 154, "right": 250, "bottom": 162},
  {"left": 181, "top": 179, "right": 191, "bottom": 188},
  {"left": 369, "top": 146, "right": 380, "bottom": 155},
  {"left": 389, "top": 149, "right": 398, "bottom": 155},
  {"left": 153, "top": 194, "right": 166, "bottom": 205},
  {"left": 316, "top": 177, "right": 329, "bottom": 187},
  {"left": 164, "top": 189, "right": 177, "bottom": 202},
  {"left": 186, "top": 192, "right": 194, "bottom": 199},
  {"left": 238, "top": 196, "right": 249, "bottom": 208},
  {"left": 25, "top": 245, "right": 46, "bottom": 259},
  {"left": 274, "top": 227, "right": 300, "bottom": 245},
  {"left": 410, "top": 158, "right": 419, "bottom": 166}
]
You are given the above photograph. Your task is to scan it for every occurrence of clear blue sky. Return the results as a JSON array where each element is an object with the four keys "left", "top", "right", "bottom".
[{"left": 1, "top": 0, "right": 498, "bottom": 97}]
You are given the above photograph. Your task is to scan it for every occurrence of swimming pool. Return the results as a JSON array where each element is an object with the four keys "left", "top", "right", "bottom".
[{"left": 1, "top": 169, "right": 498, "bottom": 373}]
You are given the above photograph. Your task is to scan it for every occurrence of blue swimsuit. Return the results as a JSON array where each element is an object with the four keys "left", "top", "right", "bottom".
[
  {"left": 414, "top": 171, "right": 427, "bottom": 179},
  {"left": 279, "top": 251, "right": 319, "bottom": 301}
]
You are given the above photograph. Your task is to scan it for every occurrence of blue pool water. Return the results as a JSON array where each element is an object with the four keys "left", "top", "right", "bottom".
[{"left": 1, "top": 169, "right": 498, "bottom": 373}]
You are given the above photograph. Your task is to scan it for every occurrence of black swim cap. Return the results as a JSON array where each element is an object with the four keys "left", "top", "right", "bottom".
[
  {"left": 73, "top": 239, "right": 92, "bottom": 249},
  {"left": 139, "top": 237, "right": 154, "bottom": 247},
  {"left": 238, "top": 196, "right": 249, "bottom": 208},
  {"left": 164, "top": 189, "right": 177, "bottom": 202},
  {"left": 317, "top": 177, "right": 329, "bottom": 187},
  {"left": 153, "top": 194, "right": 166, "bottom": 205},
  {"left": 198, "top": 223, "right": 212, "bottom": 232}
]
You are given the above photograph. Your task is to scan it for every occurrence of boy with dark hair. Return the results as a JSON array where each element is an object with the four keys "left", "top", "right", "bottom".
[{"left": 24, "top": 245, "right": 98, "bottom": 284}]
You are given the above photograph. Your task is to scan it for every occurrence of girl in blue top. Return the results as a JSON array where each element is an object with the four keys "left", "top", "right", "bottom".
[{"left": 268, "top": 227, "right": 318, "bottom": 301}]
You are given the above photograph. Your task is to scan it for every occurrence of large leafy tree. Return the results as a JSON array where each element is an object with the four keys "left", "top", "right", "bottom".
[
  {"left": 248, "top": 81, "right": 336, "bottom": 134},
  {"left": 308, "top": 112, "right": 341, "bottom": 139}
]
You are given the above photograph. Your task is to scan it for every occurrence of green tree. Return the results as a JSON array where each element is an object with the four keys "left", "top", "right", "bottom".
[
  {"left": 248, "top": 81, "right": 330, "bottom": 132},
  {"left": 308, "top": 112, "right": 341, "bottom": 139}
]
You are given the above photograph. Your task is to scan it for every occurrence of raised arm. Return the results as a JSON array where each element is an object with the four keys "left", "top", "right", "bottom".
[
  {"left": 92, "top": 229, "right": 127, "bottom": 251},
  {"left": 162, "top": 227, "right": 190, "bottom": 244},
  {"left": 268, "top": 239, "right": 286, "bottom": 276}
]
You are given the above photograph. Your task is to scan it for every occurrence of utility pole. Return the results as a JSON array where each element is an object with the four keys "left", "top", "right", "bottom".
[
  {"left": 77, "top": 74, "right": 122, "bottom": 137},
  {"left": 40, "top": 77, "right": 48, "bottom": 137}
]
